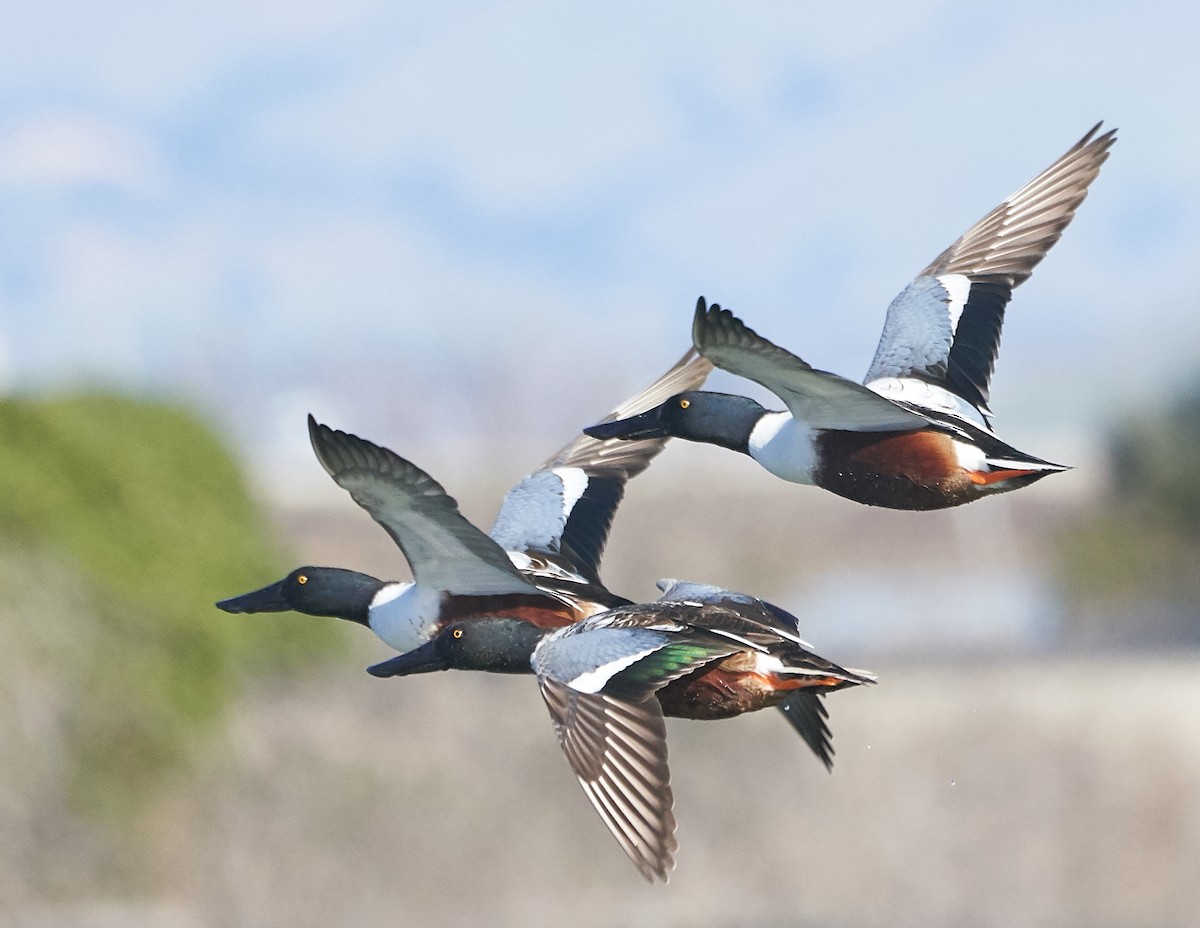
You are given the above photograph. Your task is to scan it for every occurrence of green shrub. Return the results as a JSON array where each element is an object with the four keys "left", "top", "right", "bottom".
[{"left": 0, "top": 392, "right": 347, "bottom": 817}]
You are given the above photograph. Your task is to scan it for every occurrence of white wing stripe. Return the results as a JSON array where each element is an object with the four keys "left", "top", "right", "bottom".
[
  {"left": 550, "top": 466, "right": 589, "bottom": 519},
  {"left": 938, "top": 273, "right": 971, "bottom": 335},
  {"left": 567, "top": 645, "right": 662, "bottom": 694}
]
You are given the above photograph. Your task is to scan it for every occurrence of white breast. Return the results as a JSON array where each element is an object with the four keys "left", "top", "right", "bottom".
[
  {"left": 368, "top": 582, "right": 442, "bottom": 653},
  {"left": 747, "top": 412, "right": 820, "bottom": 485}
]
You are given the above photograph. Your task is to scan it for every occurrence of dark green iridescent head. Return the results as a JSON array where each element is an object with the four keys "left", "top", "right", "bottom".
[
  {"left": 216, "top": 566, "right": 386, "bottom": 627},
  {"left": 366, "top": 618, "right": 550, "bottom": 678},
  {"left": 583, "top": 391, "right": 765, "bottom": 453}
]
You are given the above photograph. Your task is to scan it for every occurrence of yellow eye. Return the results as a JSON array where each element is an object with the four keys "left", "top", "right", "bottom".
[
  {"left": 297, "top": 575, "right": 308, "bottom": 585},
  {"left": 679, "top": 398, "right": 691, "bottom": 409},
  {"left": 452, "top": 628, "right": 463, "bottom": 639}
]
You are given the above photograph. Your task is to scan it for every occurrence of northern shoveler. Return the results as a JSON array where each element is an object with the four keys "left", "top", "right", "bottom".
[
  {"left": 216, "top": 348, "right": 712, "bottom": 653},
  {"left": 585, "top": 124, "right": 1116, "bottom": 510},
  {"left": 367, "top": 579, "right": 875, "bottom": 883},
  {"left": 219, "top": 405, "right": 847, "bottom": 769}
]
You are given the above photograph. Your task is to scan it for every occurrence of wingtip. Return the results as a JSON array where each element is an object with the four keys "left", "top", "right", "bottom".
[
  {"left": 643, "top": 859, "right": 676, "bottom": 884},
  {"left": 1080, "top": 120, "right": 1118, "bottom": 147},
  {"left": 1080, "top": 120, "right": 1104, "bottom": 143},
  {"left": 693, "top": 296, "right": 732, "bottom": 321},
  {"left": 691, "top": 296, "right": 737, "bottom": 350},
  {"left": 306, "top": 414, "right": 339, "bottom": 477},
  {"left": 691, "top": 296, "right": 708, "bottom": 343},
  {"left": 306, "top": 416, "right": 396, "bottom": 484}
]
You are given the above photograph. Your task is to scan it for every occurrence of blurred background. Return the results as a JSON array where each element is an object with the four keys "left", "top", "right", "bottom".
[{"left": 1, "top": 2, "right": 1198, "bottom": 926}]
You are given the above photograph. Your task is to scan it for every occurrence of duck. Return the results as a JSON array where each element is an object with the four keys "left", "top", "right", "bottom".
[
  {"left": 584, "top": 124, "right": 1116, "bottom": 510},
  {"left": 217, "top": 347, "right": 712, "bottom": 655},
  {"left": 219, "top": 402, "right": 847, "bottom": 768},
  {"left": 366, "top": 578, "right": 875, "bottom": 882}
]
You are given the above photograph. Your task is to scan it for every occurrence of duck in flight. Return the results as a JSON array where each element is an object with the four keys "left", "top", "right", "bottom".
[
  {"left": 219, "top": 394, "right": 848, "bottom": 769},
  {"left": 217, "top": 348, "right": 711, "bottom": 654},
  {"left": 367, "top": 578, "right": 875, "bottom": 882},
  {"left": 585, "top": 124, "right": 1116, "bottom": 510}
]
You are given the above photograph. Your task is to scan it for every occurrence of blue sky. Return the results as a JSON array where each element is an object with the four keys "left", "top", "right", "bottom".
[{"left": 2, "top": 1, "right": 1198, "bottom": 481}]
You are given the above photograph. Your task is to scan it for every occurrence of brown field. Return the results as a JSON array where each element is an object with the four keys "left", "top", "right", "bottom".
[
  {"left": 4, "top": 469, "right": 1197, "bottom": 927},
  {"left": 5, "top": 644, "right": 1199, "bottom": 927}
]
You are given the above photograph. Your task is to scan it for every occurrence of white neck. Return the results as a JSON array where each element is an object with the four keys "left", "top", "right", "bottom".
[
  {"left": 368, "top": 582, "right": 442, "bottom": 653},
  {"left": 747, "top": 412, "right": 819, "bottom": 485}
]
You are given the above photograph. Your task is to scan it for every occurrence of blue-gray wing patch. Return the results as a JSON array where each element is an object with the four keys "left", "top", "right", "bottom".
[
  {"left": 865, "top": 124, "right": 1115, "bottom": 415},
  {"left": 490, "top": 468, "right": 584, "bottom": 554},
  {"left": 864, "top": 276, "right": 957, "bottom": 383},
  {"left": 655, "top": 579, "right": 811, "bottom": 647},
  {"left": 656, "top": 578, "right": 756, "bottom": 606},
  {"left": 491, "top": 347, "right": 712, "bottom": 580},
  {"left": 534, "top": 626, "right": 676, "bottom": 696}
]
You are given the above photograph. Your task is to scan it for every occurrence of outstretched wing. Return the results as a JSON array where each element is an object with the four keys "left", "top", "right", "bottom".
[
  {"left": 865, "top": 123, "right": 1116, "bottom": 418},
  {"left": 491, "top": 348, "right": 712, "bottom": 582},
  {"left": 693, "top": 299, "right": 929, "bottom": 433},
  {"left": 655, "top": 578, "right": 814, "bottom": 648},
  {"left": 308, "top": 416, "right": 539, "bottom": 597},
  {"left": 538, "top": 679, "right": 677, "bottom": 883}
]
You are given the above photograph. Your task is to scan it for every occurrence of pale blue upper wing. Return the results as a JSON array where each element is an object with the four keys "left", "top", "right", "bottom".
[
  {"left": 533, "top": 624, "right": 677, "bottom": 692},
  {"left": 535, "top": 614, "right": 736, "bottom": 697},
  {"left": 490, "top": 347, "right": 712, "bottom": 580},
  {"left": 531, "top": 610, "right": 741, "bottom": 882},
  {"left": 865, "top": 124, "right": 1116, "bottom": 417},
  {"left": 692, "top": 299, "right": 929, "bottom": 433},
  {"left": 655, "top": 577, "right": 756, "bottom": 607},
  {"left": 655, "top": 579, "right": 811, "bottom": 647},
  {"left": 308, "top": 417, "right": 540, "bottom": 597}
]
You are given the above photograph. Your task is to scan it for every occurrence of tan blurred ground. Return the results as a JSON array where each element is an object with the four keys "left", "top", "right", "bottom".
[
  {"left": 3, "top": 469, "right": 1199, "bottom": 928},
  {"left": 6, "top": 650, "right": 1197, "bottom": 928}
]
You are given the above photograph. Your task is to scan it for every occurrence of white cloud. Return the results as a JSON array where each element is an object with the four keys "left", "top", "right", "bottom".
[
  {"left": 0, "top": 117, "right": 171, "bottom": 196},
  {"left": 251, "top": 2, "right": 955, "bottom": 215},
  {"left": 0, "top": 0, "right": 385, "bottom": 115}
]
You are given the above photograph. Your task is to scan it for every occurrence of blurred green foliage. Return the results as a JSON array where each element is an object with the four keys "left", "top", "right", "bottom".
[
  {"left": 0, "top": 392, "right": 347, "bottom": 818},
  {"left": 1109, "top": 384, "right": 1200, "bottom": 537},
  {"left": 1057, "top": 378, "right": 1200, "bottom": 646}
]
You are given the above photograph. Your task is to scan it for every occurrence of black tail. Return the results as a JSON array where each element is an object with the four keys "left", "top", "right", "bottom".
[{"left": 776, "top": 692, "right": 833, "bottom": 771}]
